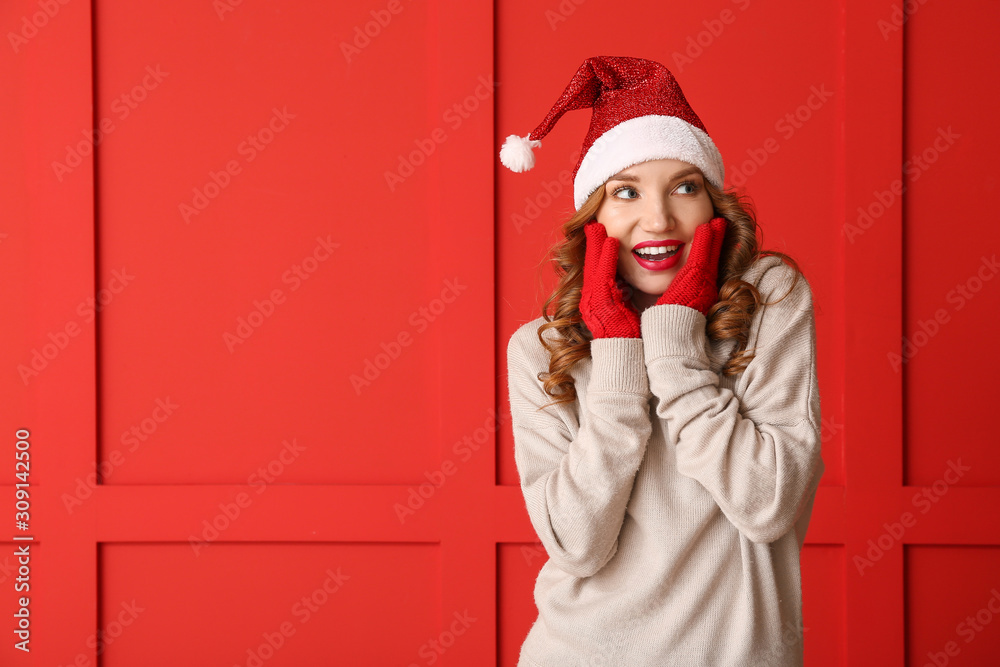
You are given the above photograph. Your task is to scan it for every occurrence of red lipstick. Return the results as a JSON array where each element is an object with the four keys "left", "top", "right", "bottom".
[{"left": 631, "top": 239, "right": 685, "bottom": 271}]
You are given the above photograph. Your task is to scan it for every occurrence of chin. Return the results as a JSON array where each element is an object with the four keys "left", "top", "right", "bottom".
[
  {"left": 636, "top": 281, "right": 672, "bottom": 298},
  {"left": 635, "top": 285, "right": 667, "bottom": 299}
]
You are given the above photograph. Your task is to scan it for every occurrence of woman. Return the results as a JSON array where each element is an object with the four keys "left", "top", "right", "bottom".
[{"left": 501, "top": 56, "right": 825, "bottom": 666}]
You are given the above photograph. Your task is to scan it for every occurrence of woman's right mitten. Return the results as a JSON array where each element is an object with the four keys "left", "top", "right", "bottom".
[{"left": 579, "top": 221, "right": 641, "bottom": 339}]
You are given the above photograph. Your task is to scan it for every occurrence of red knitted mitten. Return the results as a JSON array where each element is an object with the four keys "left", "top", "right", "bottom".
[
  {"left": 579, "top": 221, "right": 641, "bottom": 338},
  {"left": 655, "top": 216, "right": 728, "bottom": 317}
]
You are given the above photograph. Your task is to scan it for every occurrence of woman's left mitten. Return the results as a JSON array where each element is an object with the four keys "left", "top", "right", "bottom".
[{"left": 655, "top": 216, "right": 727, "bottom": 317}]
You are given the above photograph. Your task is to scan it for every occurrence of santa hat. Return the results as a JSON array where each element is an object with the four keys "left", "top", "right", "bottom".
[{"left": 499, "top": 55, "right": 725, "bottom": 210}]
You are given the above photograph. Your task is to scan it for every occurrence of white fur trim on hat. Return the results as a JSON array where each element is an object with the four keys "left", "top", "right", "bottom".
[{"left": 573, "top": 115, "right": 725, "bottom": 210}]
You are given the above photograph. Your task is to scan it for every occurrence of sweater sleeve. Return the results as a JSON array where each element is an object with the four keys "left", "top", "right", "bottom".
[
  {"left": 506, "top": 324, "right": 653, "bottom": 578},
  {"left": 639, "top": 259, "right": 825, "bottom": 545}
]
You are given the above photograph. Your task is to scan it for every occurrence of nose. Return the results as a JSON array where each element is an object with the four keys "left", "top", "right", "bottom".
[{"left": 640, "top": 193, "right": 675, "bottom": 232}]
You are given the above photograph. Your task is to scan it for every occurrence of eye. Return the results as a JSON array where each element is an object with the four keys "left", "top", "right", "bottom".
[
  {"left": 676, "top": 181, "right": 699, "bottom": 195},
  {"left": 612, "top": 185, "right": 639, "bottom": 200}
]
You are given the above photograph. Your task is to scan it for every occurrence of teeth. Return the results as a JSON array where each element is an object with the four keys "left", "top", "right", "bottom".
[{"left": 635, "top": 245, "right": 679, "bottom": 256}]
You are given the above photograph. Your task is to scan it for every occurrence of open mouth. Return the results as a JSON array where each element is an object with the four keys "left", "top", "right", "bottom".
[
  {"left": 631, "top": 243, "right": 684, "bottom": 271},
  {"left": 632, "top": 246, "right": 681, "bottom": 262}
]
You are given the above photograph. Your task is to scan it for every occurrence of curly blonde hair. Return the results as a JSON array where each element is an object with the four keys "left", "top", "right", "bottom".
[{"left": 532, "top": 177, "right": 804, "bottom": 410}]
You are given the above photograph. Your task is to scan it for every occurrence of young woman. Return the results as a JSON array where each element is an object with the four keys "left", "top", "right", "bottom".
[{"left": 501, "top": 56, "right": 825, "bottom": 666}]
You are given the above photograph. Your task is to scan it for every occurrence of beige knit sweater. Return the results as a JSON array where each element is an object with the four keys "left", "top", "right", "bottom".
[{"left": 507, "top": 255, "right": 825, "bottom": 667}]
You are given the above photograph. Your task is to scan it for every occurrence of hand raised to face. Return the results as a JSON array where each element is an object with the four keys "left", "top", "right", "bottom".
[
  {"left": 579, "top": 221, "right": 642, "bottom": 339},
  {"left": 654, "top": 216, "right": 728, "bottom": 317}
]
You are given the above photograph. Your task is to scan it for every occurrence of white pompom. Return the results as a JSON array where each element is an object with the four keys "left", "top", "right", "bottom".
[{"left": 499, "top": 134, "right": 541, "bottom": 173}]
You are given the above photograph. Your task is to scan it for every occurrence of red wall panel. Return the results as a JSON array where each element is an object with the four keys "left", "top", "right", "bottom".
[
  {"left": 95, "top": 1, "right": 444, "bottom": 485},
  {"left": 902, "top": 0, "right": 1000, "bottom": 487}
]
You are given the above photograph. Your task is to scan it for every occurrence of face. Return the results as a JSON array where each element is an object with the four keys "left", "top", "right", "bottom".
[{"left": 594, "top": 158, "right": 715, "bottom": 307}]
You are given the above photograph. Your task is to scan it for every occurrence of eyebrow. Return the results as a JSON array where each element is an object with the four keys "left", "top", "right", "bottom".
[{"left": 607, "top": 165, "right": 702, "bottom": 183}]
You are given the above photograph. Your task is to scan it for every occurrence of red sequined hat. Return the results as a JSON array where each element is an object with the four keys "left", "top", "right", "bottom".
[{"left": 499, "top": 55, "right": 725, "bottom": 210}]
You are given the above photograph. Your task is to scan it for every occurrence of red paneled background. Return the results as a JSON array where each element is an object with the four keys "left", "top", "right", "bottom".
[{"left": 1, "top": 0, "right": 997, "bottom": 665}]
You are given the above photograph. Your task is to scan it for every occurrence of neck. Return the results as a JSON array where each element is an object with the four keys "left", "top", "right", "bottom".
[{"left": 631, "top": 290, "right": 660, "bottom": 315}]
